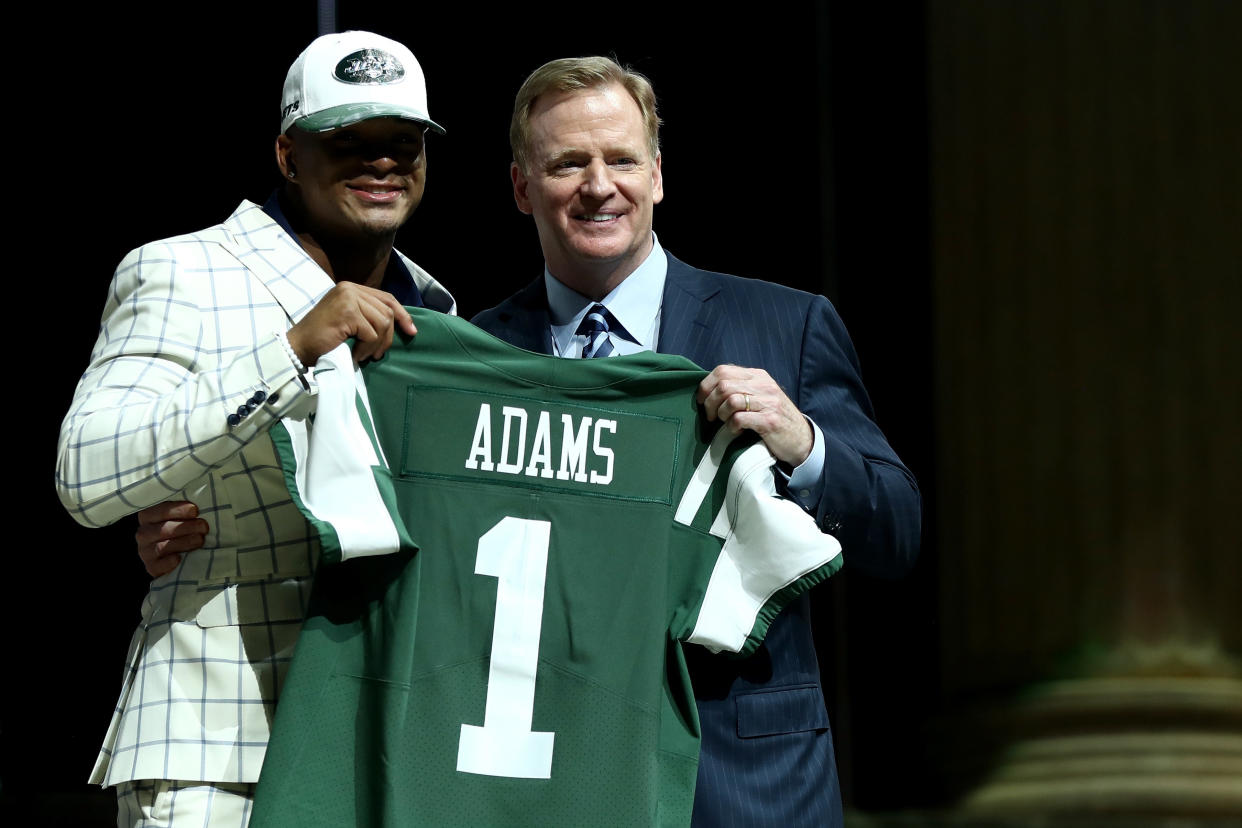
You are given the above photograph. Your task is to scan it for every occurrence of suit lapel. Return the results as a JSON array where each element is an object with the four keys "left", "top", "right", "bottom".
[
  {"left": 495, "top": 256, "right": 720, "bottom": 362},
  {"left": 487, "top": 277, "right": 556, "bottom": 354},
  {"left": 219, "top": 201, "right": 336, "bottom": 324},
  {"left": 658, "top": 253, "right": 723, "bottom": 369}
]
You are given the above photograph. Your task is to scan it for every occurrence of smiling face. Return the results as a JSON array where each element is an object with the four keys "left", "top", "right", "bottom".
[
  {"left": 512, "top": 83, "right": 663, "bottom": 299},
  {"left": 276, "top": 116, "right": 427, "bottom": 244}
]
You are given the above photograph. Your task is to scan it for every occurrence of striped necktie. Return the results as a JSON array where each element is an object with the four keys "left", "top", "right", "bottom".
[{"left": 576, "top": 303, "right": 615, "bottom": 359}]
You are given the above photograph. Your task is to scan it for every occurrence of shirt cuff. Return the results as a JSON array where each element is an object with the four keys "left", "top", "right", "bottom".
[{"left": 778, "top": 417, "right": 826, "bottom": 510}]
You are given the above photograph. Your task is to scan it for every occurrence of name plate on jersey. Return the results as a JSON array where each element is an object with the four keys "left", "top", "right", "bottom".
[{"left": 398, "top": 387, "right": 682, "bottom": 503}]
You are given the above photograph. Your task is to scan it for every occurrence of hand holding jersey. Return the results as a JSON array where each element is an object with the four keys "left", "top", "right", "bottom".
[
  {"left": 286, "top": 280, "right": 417, "bottom": 367},
  {"left": 697, "top": 364, "right": 816, "bottom": 467},
  {"left": 132, "top": 244, "right": 425, "bottom": 582}
]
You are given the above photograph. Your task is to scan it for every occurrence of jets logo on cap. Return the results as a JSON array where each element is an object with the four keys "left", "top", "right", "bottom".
[{"left": 334, "top": 49, "right": 405, "bottom": 84}]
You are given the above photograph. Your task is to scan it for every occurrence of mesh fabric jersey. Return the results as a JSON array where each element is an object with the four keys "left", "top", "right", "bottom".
[{"left": 252, "top": 309, "right": 841, "bottom": 827}]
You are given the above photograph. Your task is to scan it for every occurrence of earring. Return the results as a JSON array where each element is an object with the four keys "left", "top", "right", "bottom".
[{"left": 287, "top": 169, "right": 297, "bottom": 179}]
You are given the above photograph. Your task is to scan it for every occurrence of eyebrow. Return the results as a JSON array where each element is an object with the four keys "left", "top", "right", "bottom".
[
  {"left": 544, "top": 147, "right": 586, "bottom": 163},
  {"left": 543, "top": 146, "right": 643, "bottom": 166}
]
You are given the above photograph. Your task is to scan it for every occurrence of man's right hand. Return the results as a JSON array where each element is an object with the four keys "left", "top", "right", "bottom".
[
  {"left": 287, "top": 281, "right": 417, "bottom": 367},
  {"left": 136, "top": 501, "right": 208, "bottom": 578}
]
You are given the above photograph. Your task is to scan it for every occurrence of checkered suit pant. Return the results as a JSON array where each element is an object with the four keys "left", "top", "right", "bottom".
[{"left": 117, "top": 779, "right": 256, "bottom": 828}]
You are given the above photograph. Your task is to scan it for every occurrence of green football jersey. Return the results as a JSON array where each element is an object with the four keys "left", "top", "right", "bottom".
[{"left": 254, "top": 309, "right": 842, "bottom": 827}]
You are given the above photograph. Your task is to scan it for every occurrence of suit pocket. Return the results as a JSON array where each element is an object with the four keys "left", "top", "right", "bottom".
[
  {"left": 192, "top": 579, "right": 310, "bottom": 628},
  {"left": 735, "top": 685, "right": 830, "bottom": 738}
]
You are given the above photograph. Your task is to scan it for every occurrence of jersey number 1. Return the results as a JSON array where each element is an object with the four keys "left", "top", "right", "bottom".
[{"left": 457, "top": 516, "right": 556, "bottom": 779}]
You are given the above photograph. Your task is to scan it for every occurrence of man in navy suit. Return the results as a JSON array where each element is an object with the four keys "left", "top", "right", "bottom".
[{"left": 472, "top": 57, "right": 921, "bottom": 826}]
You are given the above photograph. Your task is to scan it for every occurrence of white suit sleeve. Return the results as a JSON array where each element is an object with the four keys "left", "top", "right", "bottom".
[{"left": 56, "top": 239, "right": 316, "bottom": 527}]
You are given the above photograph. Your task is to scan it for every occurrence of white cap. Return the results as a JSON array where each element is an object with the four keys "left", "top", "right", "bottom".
[{"left": 280, "top": 31, "right": 445, "bottom": 135}]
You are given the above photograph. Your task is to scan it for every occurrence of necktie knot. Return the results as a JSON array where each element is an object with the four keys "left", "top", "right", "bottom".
[{"left": 576, "top": 303, "right": 615, "bottom": 359}]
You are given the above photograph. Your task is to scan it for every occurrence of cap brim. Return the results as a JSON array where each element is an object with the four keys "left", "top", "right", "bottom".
[{"left": 294, "top": 103, "right": 446, "bottom": 135}]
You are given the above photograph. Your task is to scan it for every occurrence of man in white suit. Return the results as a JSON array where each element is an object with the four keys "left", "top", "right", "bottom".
[{"left": 55, "top": 31, "right": 454, "bottom": 826}]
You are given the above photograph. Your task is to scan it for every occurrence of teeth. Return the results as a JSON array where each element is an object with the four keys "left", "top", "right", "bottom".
[{"left": 582, "top": 214, "right": 616, "bottom": 222}]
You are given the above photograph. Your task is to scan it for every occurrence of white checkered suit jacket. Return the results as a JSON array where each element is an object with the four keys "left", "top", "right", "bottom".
[{"left": 56, "top": 200, "right": 455, "bottom": 786}]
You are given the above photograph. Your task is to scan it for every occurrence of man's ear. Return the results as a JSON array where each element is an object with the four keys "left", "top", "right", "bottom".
[
  {"left": 512, "top": 162, "right": 533, "bottom": 215},
  {"left": 651, "top": 152, "right": 664, "bottom": 205},
  {"left": 275, "top": 134, "right": 297, "bottom": 181}
]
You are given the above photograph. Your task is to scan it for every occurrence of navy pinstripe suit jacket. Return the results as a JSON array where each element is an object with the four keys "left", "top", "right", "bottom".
[{"left": 472, "top": 252, "right": 920, "bottom": 827}]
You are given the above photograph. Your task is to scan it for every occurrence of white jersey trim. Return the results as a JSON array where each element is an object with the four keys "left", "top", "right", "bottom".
[
  {"left": 296, "top": 344, "right": 402, "bottom": 560},
  {"left": 688, "top": 442, "right": 844, "bottom": 653}
]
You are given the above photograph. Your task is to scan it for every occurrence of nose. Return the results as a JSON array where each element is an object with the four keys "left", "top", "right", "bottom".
[
  {"left": 364, "top": 151, "right": 400, "bottom": 175},
  {"left": 361, "top": 138, "right": 422, "bottom": 175},
  {"left": 580, "top": 159, "right": 616, "bottom": 200}
]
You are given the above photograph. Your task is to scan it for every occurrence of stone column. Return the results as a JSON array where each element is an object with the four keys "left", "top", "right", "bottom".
[{"left": 928, "top": 0, "right": 1242, "bottom": 816}]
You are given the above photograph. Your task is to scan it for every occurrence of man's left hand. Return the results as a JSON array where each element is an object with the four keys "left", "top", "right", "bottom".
[
  {"left": 697, "top": 364, "right": 814, "bottom": 467},
  {"left": 136, "top": 500, "right": 208, "bottom": 578}
]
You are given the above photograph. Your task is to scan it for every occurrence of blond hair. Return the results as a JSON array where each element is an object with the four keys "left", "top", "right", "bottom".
[{"left": 510, "top": 56, "right": 661, "bottom": 173}]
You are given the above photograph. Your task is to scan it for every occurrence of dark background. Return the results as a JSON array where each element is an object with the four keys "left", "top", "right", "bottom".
[{"left": 10, "top": 1, "right": 1240, "bottom": 824}]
